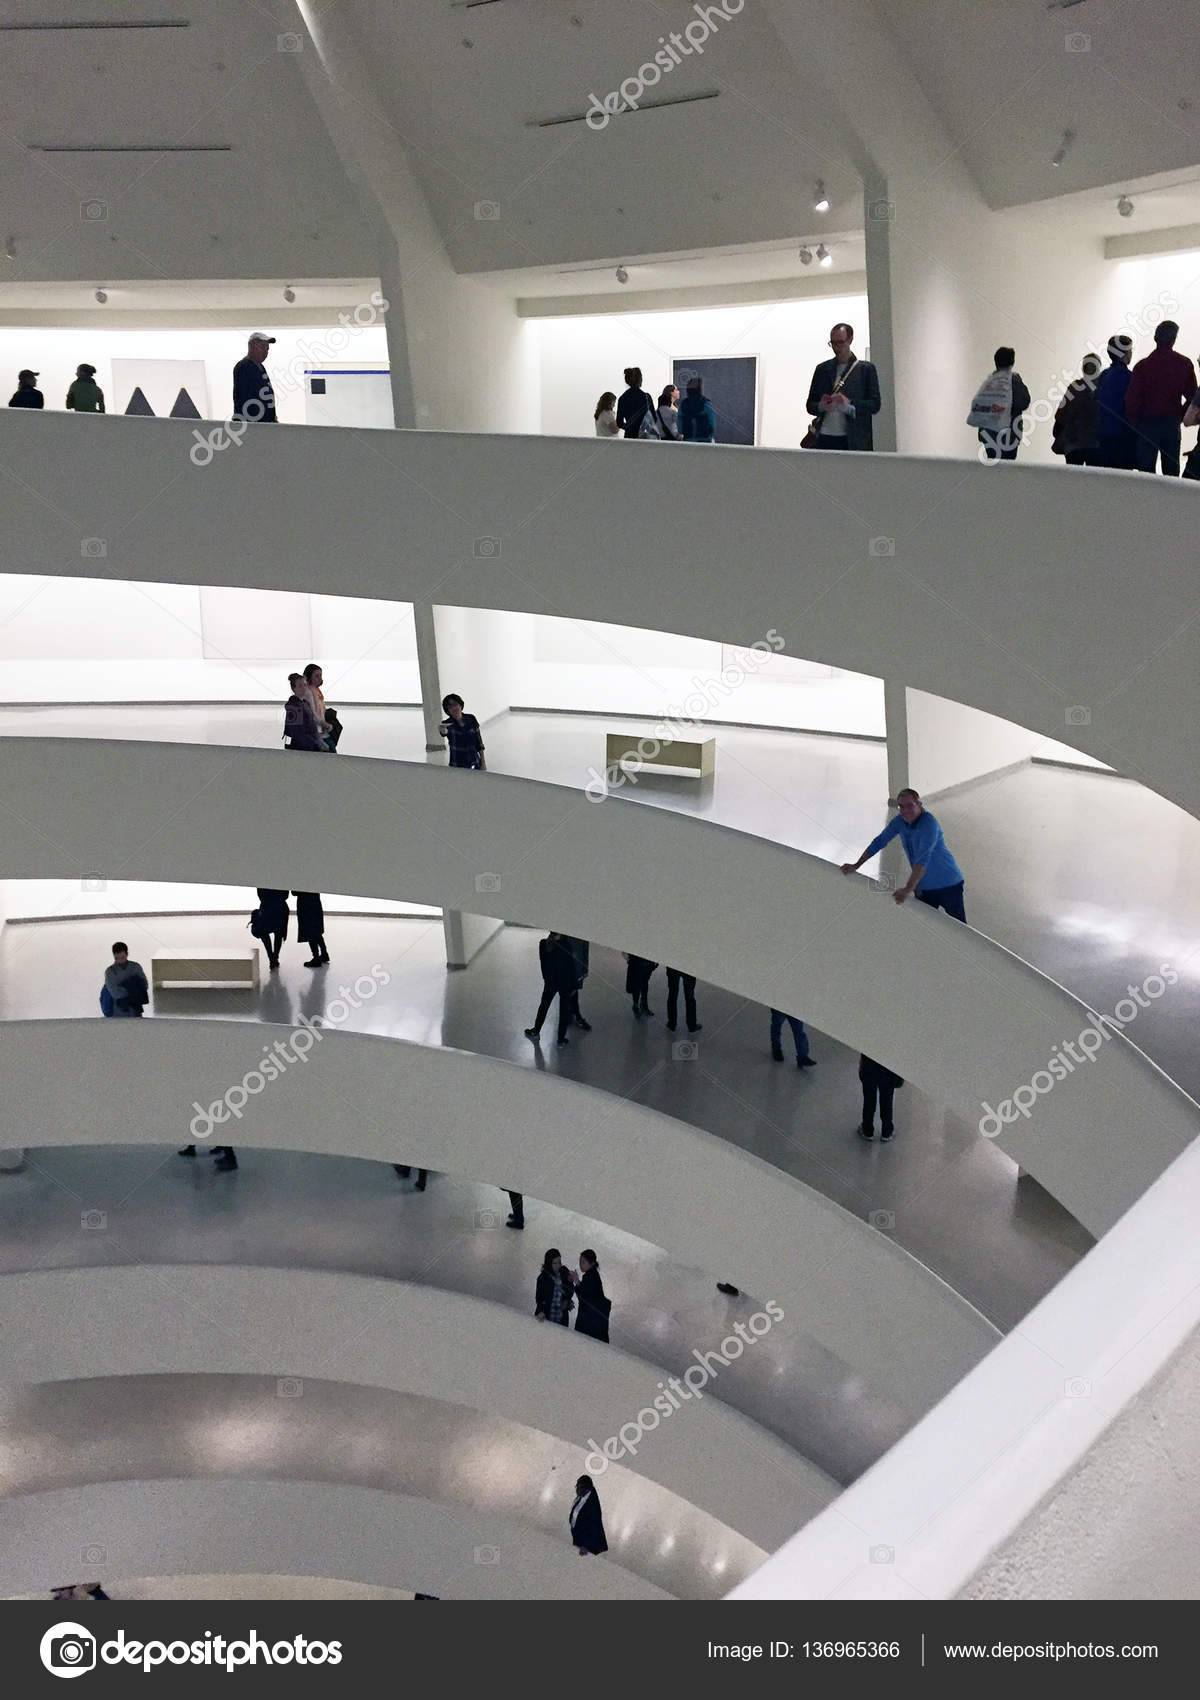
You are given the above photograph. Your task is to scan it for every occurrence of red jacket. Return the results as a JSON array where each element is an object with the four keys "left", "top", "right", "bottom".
[{"left": 1125, "top": 346, "right": 1197, "bottom": 422}]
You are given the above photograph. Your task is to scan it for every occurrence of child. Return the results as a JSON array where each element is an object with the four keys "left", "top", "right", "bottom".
[
  {"left": 438, "top": 693, "right": 486, "bottom": 770},
  {"left": 859, "top": 1055, "right": 904, "bottom": 1141}
]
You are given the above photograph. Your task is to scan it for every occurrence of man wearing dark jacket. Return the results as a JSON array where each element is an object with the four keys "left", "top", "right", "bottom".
[
  {"left": 805, "top": 323, "right": 882, "bottom": 450},
  {"left": 232, "top": 333, "right": 277, "bottom": 422},
  {"left": 1126, "top": 320, "right": 1197, "bottom": 475},
  {"left": 103, "top": 942, "right": 148, "bottom": 1017},
  {"left": 563, "top": 936, "right": 592, "bottom": 1030},
  {"left": 525, "top": 932, "right": 578, "bottom": 1046},
  {"left": 1094, "top": 335, "right": 1136, "bottom": 469}
]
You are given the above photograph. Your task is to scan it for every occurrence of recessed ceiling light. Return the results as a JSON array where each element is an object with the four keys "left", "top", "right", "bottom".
[
  {"left": 798, "top": 245, "right": 813, "bottom": 266},
  {"left": 1116, "top": 195, "right": 1133, "bottom": 217},
  {"left": 816, "top": 244, "right": 832, "bottom": 267},
  {"left": 615, "top": 266, "right": 629, "bottom": 284},
  {"left": 94, "top": 287, "right": 108, "bottom": 303},
  {"left": 813, "top": 181, "right": 830, "bottom": 213},
  {"left": 283, "top": 284, "right": 296, "bottom": 302}
]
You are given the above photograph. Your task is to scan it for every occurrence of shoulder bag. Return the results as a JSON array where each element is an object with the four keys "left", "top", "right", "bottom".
[{"left": 802, "top": 355, "right": 857, "bottom": 448}]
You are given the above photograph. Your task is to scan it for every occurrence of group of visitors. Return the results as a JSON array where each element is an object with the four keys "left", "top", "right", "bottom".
[
  {"left": 969, "top": 318, "right": 1200, "bottom": 473},
  {"left": 535, "top": 1246, "right": 611, "bottom": 1341},
  {"left": 7, "top": 363, "right": 105, "bottom": 411},
  {"left": 283, "top": 664, "right": 341, "bottom": 752},
  {"left": 595, "top": 368, "right": 716, "bottom": 442}
]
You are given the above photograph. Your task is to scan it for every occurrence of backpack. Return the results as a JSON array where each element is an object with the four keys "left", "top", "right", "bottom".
[
  {"left": 99, "top": 985, "right": 115, "bottom": 1017},
  {"left": 638, "top": 396, "right": 665, "bottom": 439},
  {"left": 248, "top": 907, "right": 267, "bottom": 940}
]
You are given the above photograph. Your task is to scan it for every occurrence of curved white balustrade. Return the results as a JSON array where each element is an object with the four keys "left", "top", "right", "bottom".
[
  {"left": 0, "top": 413, "right": 1196, "bottom": 816},
  {"left": 729, "top": 1122, "right": 1200, "bottom": 1599},
  {"left": 0, "top": 1267, "right": 829, "bottom": 1553},
  {"left": 0, "top": 1479, "right": 671, "bottom": 1602},
  {"left": 0, "top": 738, "right": 1194, "bottom": 1235},
  {"left": 0, "top": 1019, "right": 994, "bottom": 1423}
]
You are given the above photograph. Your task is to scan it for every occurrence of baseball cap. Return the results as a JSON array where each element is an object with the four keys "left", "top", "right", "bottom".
[
  {"left": 248, "top": 333, "right": 276, "bottom": 344},
  {"left": 18, "top": 368, "right": 38, "bottom": 380}
]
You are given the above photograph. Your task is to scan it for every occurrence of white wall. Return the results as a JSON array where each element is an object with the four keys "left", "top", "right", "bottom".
[
  {"left": 0, "top": 576, "right": 419, "bottom": 703},
  {"left": 0, "top": 882, "right": 434, "bottom": 923},
  {"left": 537, "top": 294, "right": 868, "bottom": 448},
  {"left": 909, "top": 689, "right": 1109, "bottom": 799},
  {"left": 0, "top": 322, "right": 389, "bottom": 425}
]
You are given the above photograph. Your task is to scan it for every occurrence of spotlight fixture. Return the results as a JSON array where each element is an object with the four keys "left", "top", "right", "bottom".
[
  {"left": 1051, "top": 128, "right": 1074, "bottom": 167},
  {"left": 614, "top": 265, "right": 628, "bottom": 284},
  {"left": 283, "top": 284, "right": 296, "bottom": 303},
  {"left": 4, "top": 235, "right": 15, "bottom": 261},
  {"left": 94, "top": 286, "right": 107, "bottom": 303},
  {"left": 816, "top": 244, "right": 832, "bottom": 267},
  {"left": 798, "top": 245, "right": 813, "bottom": 266},
  {"left": 1116, "top": 195, "right": 1134, "bottom": 218},
  {"left": 813, "top": 180, "right": 830, "bottom": 214}
]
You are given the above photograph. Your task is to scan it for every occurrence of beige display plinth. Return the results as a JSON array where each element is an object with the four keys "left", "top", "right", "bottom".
[
  {"left": 605, "top": 733, "right": 716, "bottom": 779},
  {"left": 151, "top": 951, "right": 260, "bottom": 992}
]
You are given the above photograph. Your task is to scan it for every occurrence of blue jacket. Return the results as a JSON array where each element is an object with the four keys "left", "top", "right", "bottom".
[
  {"left": 1095, "top": 360, "right": 1134, "bottom": 444},
  {"left": 864, "top": 809, "right": 963, "bottom": 892},
  {"left": 679, "top": 393, "right": 716, "bottom": 442}
]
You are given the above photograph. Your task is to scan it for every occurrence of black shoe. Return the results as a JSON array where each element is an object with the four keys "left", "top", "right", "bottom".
[
  {"left": 524, "top": 1027, "right": 541, "bottom": 1040},
  {"left": 303, "top": 957, "right": 322, "bottom": 968},
  {"left": 797, "top": 1055, "right": 817, "bottom": 1068},
  {"left": 268, "top": 957, "right": 280, "bottom": 973},
  {"left": 394, "top": 1164, "right": 411, "bottom": 1177},
  {"left": 631, "top": 1004, "right": 641, "bottom": 1017},
  {"left": 859, "top": 1126, "right": 874, "bottom": 1140},
  {"left": 557, "top": 1035, "right": 570, "bottom": 1046},
  {"left": 688, "top": 1024, "right": 703, "bottom": 1034},
  {"left": 415, "top": 1172, "right": 427, "bottom": 1191},
  {"left": 716, "top": 1282, "right": 740, "bottom": 1296},
  {"left": 178, "top": 1144, "right": 196, "bottom": 1157},
  {"left": 214, "top": 1154, "right": 238, "bottom": 1171},
  {"left": 666, "top": 1021, "right": 677, "bottom": 1031},
  {"left": 771, "top": 1049, "right": 785, "bottom": 1062},
  {"left": 880, "top": 1130, "right": 894, "bottom": 1143},
  {"left": 506, "top": 1215, "right": 525, "bottom": 1230},
  {"left": 574, "top": 1018, "right": 592, "bottom": 1031}
]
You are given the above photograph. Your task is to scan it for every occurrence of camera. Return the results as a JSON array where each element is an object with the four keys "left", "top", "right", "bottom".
[
  {"left": 1065, "top": 705, "right": 1091, "bottom": 726},
  {"left": 80, "top": 200, "right": 108, "bottom": 221},
  {"left": 870, "top": 1544, "right": 895, "bottom": 1564},
  {"left": 474, "top": 1545, "right": 501, "bottom": 1564},
  {"left": 1065, "top": 1377, "right": 1092, "bottom": 1398},
  {"left": 277, "top": 1377, "right": 303, "bottom": 1398},
  {"left": 672, "top": 1040, "right": 698, "bottom": 1061},
  {"left": 868, "top": 1209, "right": 895, "bottom": 1231},
  {"left": 1065, "top": 32, "right": 1090, "bottom": 53},
  {"left": 81, "top": 1209, "right": 107, "bottom": 1230},
  {"left": 277, "top": 32, "right": 302, "bottom": 52},
  {"left": 474, "top": 537, "right": 501, "bottom": 558},
  {"left": 475, "top": 872, "right": 501, "bottom": 893},
  {"left": 48, "top": 1632, "right": 96, "bottom": 1673},
  {"left": 869, "top": 536, "right": 895, "bottom": 557},
  {"left": 81, "top": 538, "right": 107, "bottom": 558},
  {"left": 474, "top": 1208, "right": 502, "bottom": 1230},
  {"left": 474, "top": 201, "right": 501, "bottom": 221}
]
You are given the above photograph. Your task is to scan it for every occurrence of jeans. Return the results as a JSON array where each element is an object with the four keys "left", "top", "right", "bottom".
[
  {"left": 532, "top": 985, "right": 572, "bottom": 1043},
  {"left": 507, "top": 1191, "right": 524, "bottom": 1225},
  {"left": 666, "top": 970, "right": 698, "bottom": 1030},
  {"left": 861, "top": 1080, "right": 896, "bottom": 1136},
  {"left": 770, "top": 1010, "right": 809, "bottom": 1060},
  {"left": 978, "top": 430, "right": 1019, "bottom": 461},
  {"left": 916, "top": 881, "right": 967, "bottom": 923},
  {"left": 1133, "top": 415, "right": 1182, "bottom": 476}
]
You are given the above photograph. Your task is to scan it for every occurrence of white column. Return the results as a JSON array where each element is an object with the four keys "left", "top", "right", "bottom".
[{"left": 881, "top": 677, "right": 910, "bottom": 889}]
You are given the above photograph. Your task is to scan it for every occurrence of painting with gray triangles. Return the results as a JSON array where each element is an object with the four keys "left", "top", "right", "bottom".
[{"left": 111, "top": 359, "right": 211, "bottom": 420}]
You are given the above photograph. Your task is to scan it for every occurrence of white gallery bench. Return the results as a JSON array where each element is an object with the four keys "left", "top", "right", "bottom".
[
  {"left": 605, "top": 732, "right": 716, "bottom": 779},
  {"left": 151, "top": 950, "right": 260, "bottom": 992}
]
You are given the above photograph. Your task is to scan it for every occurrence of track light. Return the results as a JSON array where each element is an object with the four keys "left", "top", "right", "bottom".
[
  {"left": 94, "top": 286, "right": 107, "bottom": 303},
  {"left": 798, "top": 245, "right": 813, "bottom": 266},
  {"left": 813, "top": 181, "right": 830, "bottom": 214},
  {"left": 816, "top": 244, "right": 832, "bottom": 267},
  {"left": 282, "top": 284, "right": 296, "bottom": 303},
  {"left": 1117, "top": 195, "right": 1134, "bottom": 218},
  {"left": 615, "top": 265, "right": 628, "bottom": 284},
  {"left": 1051, "top": 128, "right": 1074, "bottom": 167}
]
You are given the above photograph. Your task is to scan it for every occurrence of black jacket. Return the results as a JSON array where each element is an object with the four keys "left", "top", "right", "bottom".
[
  {"left": 232, "top": 356, "right": 276, "bottom": 422},
  {"left": 535, "top": 1267, "right": 574, "bottom": 1323},
  {"left": 8, "top": 386, "right": 44, "bottom": 408},
  {"left": 539, "top": 935, "right": 579, "bottom": 993},
  {"left": 624, "top": 954, "right": 657, "bottom": 994},
  {"left": 569, "top": 1485, "right": 608, "bottom": 1554},
  {"left": 293, "top": 891, "right": 325, "bottom": 943},
  {"left": 256, "top": 888, "right": 290, "bottom": 934},
  {"left": 805, "top": 356, "right": 882, "bottom": 450},
  {"left": 574, "top": 1265, "right": 610, "bottom": 1342},
  {"left": 859, "top": 1055, "right": 904, "bottom": 1090},
  {"left": 615, "top": 386, "right": 652, "bottom": 438}
]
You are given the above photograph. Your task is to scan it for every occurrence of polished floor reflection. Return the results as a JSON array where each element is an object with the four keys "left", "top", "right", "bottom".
[{"left": 0, "top": 1376, "right": 759, "bottom": 1599}]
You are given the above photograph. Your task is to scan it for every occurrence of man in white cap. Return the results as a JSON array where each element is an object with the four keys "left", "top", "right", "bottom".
[
  {"left": 232, "top": 333, "right": 277, "bottom": 422},
  {"left": 8, "top": 368, "right": 44, "bottom": 409}
]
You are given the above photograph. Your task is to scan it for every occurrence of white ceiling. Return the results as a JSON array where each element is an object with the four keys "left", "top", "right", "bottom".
[
  {"left": 0, "top": 0, "right": 378, "bottom": 282},
  {"left": 875, "top": 0, "right": 1200, "bottom": 209}
]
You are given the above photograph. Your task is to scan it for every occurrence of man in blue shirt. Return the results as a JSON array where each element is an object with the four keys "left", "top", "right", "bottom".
[
  {"left": 841, "top": 788, "right": 966, "bottom": 922},
  {"left": 1094, "top": 334, "right": 1136, "bottom": 469}
]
